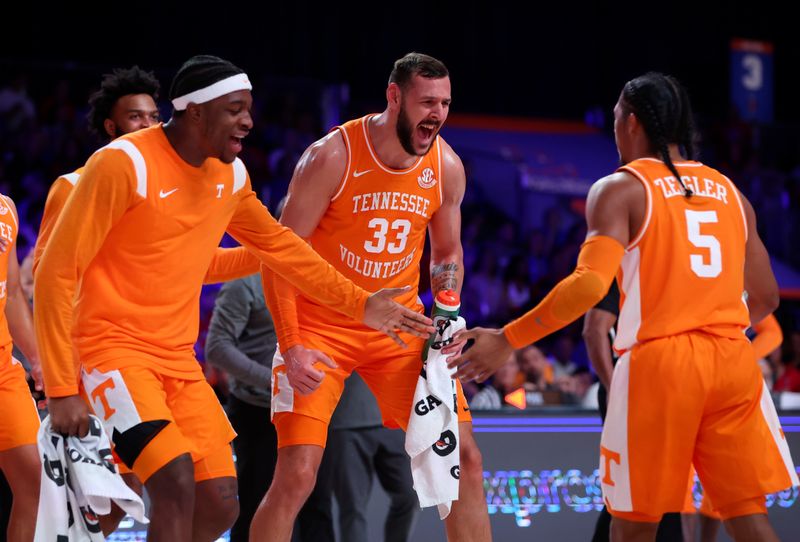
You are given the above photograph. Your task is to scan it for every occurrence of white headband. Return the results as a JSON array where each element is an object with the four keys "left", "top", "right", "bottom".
[{"left": 171, "top": 73, "right": 252, "bottom": 111}]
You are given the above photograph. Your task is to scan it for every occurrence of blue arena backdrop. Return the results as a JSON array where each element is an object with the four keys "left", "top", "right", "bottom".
[{"left": 109, "top": 409, "right": 799, "bottom": 542}]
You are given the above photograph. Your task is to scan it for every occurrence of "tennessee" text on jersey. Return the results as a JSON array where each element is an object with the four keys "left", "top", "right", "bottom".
[{"left": 351, "top": 192, "right": 431, "bottom": 218}]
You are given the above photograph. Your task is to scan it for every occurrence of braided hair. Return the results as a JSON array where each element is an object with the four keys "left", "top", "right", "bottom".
[{"left": 621, "top": 72, "right": 699, "bottom": 197}]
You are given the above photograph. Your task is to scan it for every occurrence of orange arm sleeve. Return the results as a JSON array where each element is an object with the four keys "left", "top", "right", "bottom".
[
  {"left": 203, "top": 246, "right": 261, "bottom": 284},
  {"left": 504, "top": 235, "right": 625, "bottom": 349},
  {"left": 34, "top": 150, "right": 136, "bottom": 397},
  {"left": 32, "top": 177, "right": 75, "bottom": 277},
  {"left": 226, "top": 188, "right": 369, "bottom": 323},
  {"left": 752, "top": 313, "right": 783, "bottom": 359},
  {"left": 261, "top": 265, "right": 302, "bottom": 352}
]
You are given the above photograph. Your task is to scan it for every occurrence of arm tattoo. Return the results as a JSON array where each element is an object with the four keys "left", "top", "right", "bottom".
[{"left": 431, "top": 263, "right": 459, "bottom": 293}]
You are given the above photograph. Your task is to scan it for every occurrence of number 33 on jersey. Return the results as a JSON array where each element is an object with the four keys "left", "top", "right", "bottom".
[{"left": 307, "top": 114, "right": 445, "bottom": 311}]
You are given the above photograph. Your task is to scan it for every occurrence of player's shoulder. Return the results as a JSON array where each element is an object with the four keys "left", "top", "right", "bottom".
[
  {"left": 591, "top": 170, "right": 642, "bottom": 195},
  {"left": 437, "top": 136, "right": 464, "bottom": 175},
  {"left": 54, "top": 166, "right": 84, "bottom": 187},
  {"left": 296, "top": 130, "right": 348, "bottom": 179}
]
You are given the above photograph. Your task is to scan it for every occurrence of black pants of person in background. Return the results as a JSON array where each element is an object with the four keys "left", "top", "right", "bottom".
[
  {"left": 592, "top": 385, "right": 684, "bottom": 542},
  {"left": 0, "top": 472, "right": 10, "bottom": 540},
  {"left": 227, "top": 395, "right": 334, "bottom": 542},
  {"left": 319, "top": 426, "right": 418, "bottom": 542}
]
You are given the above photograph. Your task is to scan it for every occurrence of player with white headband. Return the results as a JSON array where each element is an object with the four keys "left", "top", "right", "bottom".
[{"left": 34, "top": 55, "right": 434, "bottom": 541}]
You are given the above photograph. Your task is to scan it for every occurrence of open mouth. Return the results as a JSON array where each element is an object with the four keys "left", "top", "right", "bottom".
[
  {"left": 229, "top": 135, "right": 244, "bottom": 153},
  {"left": 417, "top": 121, "right": 439, "bottom": 141}
]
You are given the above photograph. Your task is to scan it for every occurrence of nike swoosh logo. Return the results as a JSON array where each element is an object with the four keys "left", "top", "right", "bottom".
[
  {"left": 353, "top": 169, "right": 373, "bottom": 178},
  {"left": 159, "top": 188, "right": 179, "bottom": 199}
]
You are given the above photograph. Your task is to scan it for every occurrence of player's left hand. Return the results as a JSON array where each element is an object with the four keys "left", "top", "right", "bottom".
[
  {"left": 363, "top": 287, "right": 435, "bottom": 348},
  {"left": 447, "top": 327, "right": 514, "bottom": 382}
]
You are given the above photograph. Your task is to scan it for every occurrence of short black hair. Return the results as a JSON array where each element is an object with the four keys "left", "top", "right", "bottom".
[
  {"left": 389, "top": 52, "right": 449, "bottom": 90},
  {"left": 87, "top": 66, "right": 159, "bottom": 138},
  {"left": 169, "top": 55, "right": 244, "bottom": 116}
]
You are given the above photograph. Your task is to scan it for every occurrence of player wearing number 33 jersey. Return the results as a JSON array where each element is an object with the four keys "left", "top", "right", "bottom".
[{"left": 255, "top": 53, "right": 491, "bottom": 542}]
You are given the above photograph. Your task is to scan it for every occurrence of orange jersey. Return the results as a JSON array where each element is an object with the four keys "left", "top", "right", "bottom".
[
  {"left": 35, "top": 125, "right": 370, "bottom": 397},
  {"left": 32, "top": 168, "right": 84, "bottom": 276},
  {"left": 297, "top": 114, "right": 444, "bottom": 326},
  {"left": 0, "top": 194, "right": 17, "bottom": 355},
  {"left": 614, "top": 158, "right": 750, "bottom": 351}
]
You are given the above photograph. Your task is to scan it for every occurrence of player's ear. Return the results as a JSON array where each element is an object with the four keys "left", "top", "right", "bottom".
[
  {"left": 103, "top": 119, "right": 116, "bottom": 139},
  {"left": 186, "top": 102, "right": 203, "bottom": 123},
  {"left": 387, "top": 83, "right": 401, "bottom": 109}
]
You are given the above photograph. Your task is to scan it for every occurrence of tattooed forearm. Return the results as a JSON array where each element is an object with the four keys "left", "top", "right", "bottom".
[{"left": 431, "top": 262, "right": 459, "bottom": 293}]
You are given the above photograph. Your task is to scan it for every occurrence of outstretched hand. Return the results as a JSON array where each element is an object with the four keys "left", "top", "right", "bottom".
[
  {"left": 446, "top": 327, "right": 515, "bottom": 382},
  {"left": 363, "top": 287, "right": 435, "bottom": 347}
]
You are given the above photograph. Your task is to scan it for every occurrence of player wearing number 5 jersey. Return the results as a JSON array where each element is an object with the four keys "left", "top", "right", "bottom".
[
  {"left": 450, "top": 72, "right": 797, "bottom": 541},
  {"left": 253, "top": 53, "right": 490, "bottom": 542}
]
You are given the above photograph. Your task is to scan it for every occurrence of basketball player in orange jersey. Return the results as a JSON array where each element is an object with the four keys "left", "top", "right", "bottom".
[
  {"left": 450, "top": 72, "right": 798, "bottom": 541},
  {"left": 0, "top": 194, "right": 43, "bottom": 542},
  {"left": 33, "top": 65, "right": 259, "bottom": 283},
  {"left": 31, "top": 65, "right": 261, "bottom": 537},
  {"left": 252, "top": 52, "right": 491, "bottom": 542},
  {"left": 34, "top": 55, "right": 433, "bottom": 542}
]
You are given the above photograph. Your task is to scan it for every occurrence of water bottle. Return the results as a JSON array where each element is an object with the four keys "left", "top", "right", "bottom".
[{"left": 422, "top": 289, "right": 461, "bottom": 361}]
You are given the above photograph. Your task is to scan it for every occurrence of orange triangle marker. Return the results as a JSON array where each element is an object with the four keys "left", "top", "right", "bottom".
[{"left": 505, "top": 387, "right": 526, "bottom": 410}]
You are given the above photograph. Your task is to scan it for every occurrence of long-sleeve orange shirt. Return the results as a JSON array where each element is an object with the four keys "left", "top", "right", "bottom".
[
  {"left": 34, "top": 168, "right": 259, "bottom": 282},
  {"left": 35, "top": 125, "right": 370, "bottom": 397}
]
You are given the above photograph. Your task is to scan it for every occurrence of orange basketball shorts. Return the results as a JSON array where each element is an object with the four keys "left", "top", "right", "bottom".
[
  {"left": 80, "top": 363, "right": 236, "bottom": 483},
  {"left": 0, "top": 346, "right": 40, "bottom": 451},
  {"left": 271, "top": 320, "right": 471, "bottom": 448},
  {"left": 600, "top": 332, "right": 797, "bottom": 521}
]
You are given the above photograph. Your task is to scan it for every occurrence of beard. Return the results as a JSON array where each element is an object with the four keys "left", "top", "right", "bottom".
[{"left": 396, "top": 102, "right": 438, "bottom": 157}]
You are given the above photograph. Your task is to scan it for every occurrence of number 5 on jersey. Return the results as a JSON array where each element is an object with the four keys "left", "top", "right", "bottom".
[
  {"left": 686, "top": 210, "right": 722, "bottom": 278},
  {"left": 364, "top": 218, "right": 412, "bottom": 254}
]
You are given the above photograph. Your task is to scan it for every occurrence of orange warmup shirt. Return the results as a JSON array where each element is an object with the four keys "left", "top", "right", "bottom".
[
  {"left": 33, "top": 167, "right": 258, "bottom": 282},
  {"left": 35, "top": 125, "right": 370, "bottom": 397}
]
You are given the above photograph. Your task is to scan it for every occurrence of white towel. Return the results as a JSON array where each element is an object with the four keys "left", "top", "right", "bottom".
[
  {"left": 35, "top": 414, "right": 148, "bottom": 541},
  {"left": 405, "top": 316, "right": 466, "bottom": 519}
]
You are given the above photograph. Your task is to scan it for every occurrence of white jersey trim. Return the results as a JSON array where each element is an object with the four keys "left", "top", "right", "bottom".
[
  {"left": 232, "top": 157, "right": 247, "bottom": 194},
  {"left": 61, "top": 172, "right": 80, "bottom": 186},
  {"left": 599, "top": 351, "right": 633, "bottom": 511},
  {"left": 722, "top": 174, "right": 748, "bottom": 243},
  {"left": 614, "top": 247, "right": 642, "bottom": 352},
  {"left": 105, "top": 139, "right": 148, "bottom": 198},
  {"left": 362, "top": 114, "right": 423, "bottom": 175},
  {"left": 618, "top": 166, "right": 653, "bottom": 250},
  {"left": 436, "top": 137, "right": 444, "bottom": 205},
  {"left": 638, "top": 157, "right": 704, "bottom": 168},
  {"left": 330, "top": 128, "right": 352, "bottom": 202}
]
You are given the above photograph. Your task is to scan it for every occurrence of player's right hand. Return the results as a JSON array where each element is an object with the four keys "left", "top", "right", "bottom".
[
  {"left": 284, "top": 344, "right": 338, "bottom": 395},
  {"left": 363, "top": 287, "right": 435, "bottom": 348},
  {"left": 48, "top": 395, "right": 91, "bottom": 437}
]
